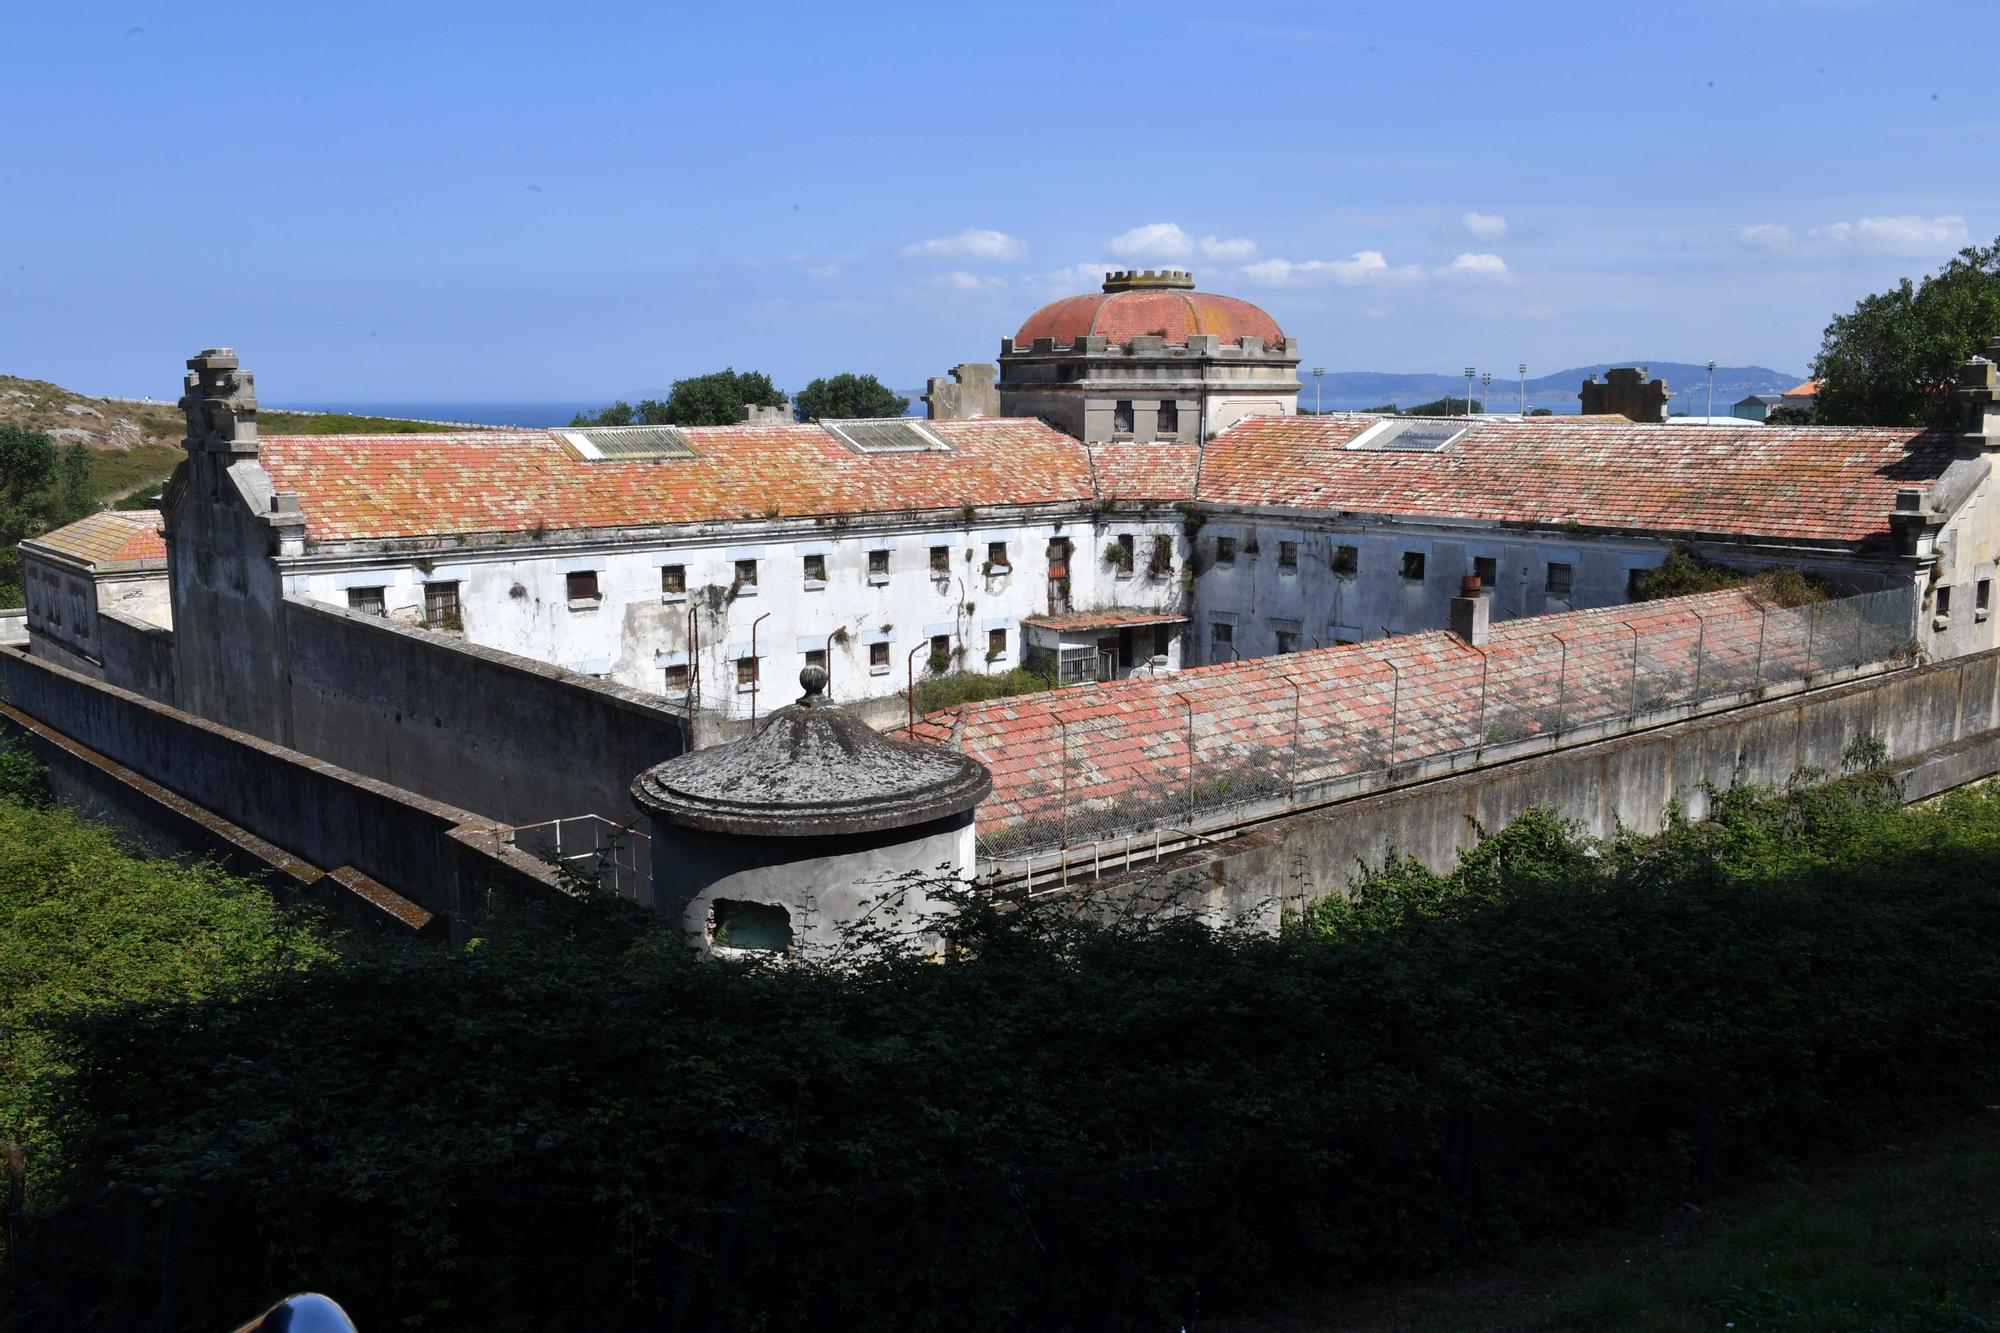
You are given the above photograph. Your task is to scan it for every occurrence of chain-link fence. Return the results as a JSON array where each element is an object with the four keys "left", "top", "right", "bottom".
[{"left": 975, "top": 585, "right": 1917, "bottom": 865}]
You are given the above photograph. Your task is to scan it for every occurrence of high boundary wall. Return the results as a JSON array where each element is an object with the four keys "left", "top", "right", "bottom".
[
  {"left": 0, "top": 645, "right": 562, "bottom": 929},
  {"left": 1088, "top": 648, "right": 2000, "bottom": 928},
  {"left": 96, "top": 607, "right": 175, "bottom": 703},
  {"left": 281, "top": 597, "right": 689, "bottom": 828}
]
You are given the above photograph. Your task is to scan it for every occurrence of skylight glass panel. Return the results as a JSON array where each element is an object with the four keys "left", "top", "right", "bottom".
[
  {"left": 822, "top": 419, "right": 949, "bottom": 454},
  {"left": 558, "top": 425, "right": 697, "bottom": 461},
  {"left": 1345, "top": 418, "right": 1467, "bottom": 453}
]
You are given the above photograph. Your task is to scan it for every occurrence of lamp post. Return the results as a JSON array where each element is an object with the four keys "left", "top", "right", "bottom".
[
  {"left": 1480, "top": 371, "right": 1492, "bottom": 415},
  {"left": 1518, "top": 362, "right": 1527, "bottom": 414},
  {"left": 1312, "top": 366, "right": 1325, "bottom": 415},
  {"left": 1463, "top": 366, "right": 1476, "bottom": 417},
  {"left": 1706, "top": 359, "right": 1717, "bottom": 420}
]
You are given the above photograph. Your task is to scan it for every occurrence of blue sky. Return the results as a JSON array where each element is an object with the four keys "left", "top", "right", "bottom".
[{"left": 3, "top": 0, "right": 1991, "bottom": 404}]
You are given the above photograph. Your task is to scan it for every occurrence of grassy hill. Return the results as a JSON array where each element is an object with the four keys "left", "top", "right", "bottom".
[{"left": 1, "top": 375, "right": 478, "bottom": 508}]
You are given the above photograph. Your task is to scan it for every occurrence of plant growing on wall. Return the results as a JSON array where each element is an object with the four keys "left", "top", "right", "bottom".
[
  {"left": 1147, "top": 536, "right": 1174, "bottom": 578},
  {"left": 1103, "top": 543, "right": 1133, "bottom": 572}
]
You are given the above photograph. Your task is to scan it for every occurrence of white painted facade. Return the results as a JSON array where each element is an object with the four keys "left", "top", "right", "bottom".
[{"left": 277, "top": 507, "right": 1195, "bottom": 721}]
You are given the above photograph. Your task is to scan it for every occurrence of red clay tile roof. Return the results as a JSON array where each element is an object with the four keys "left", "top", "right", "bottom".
[
  {"left": 22, "top": 509, "right": 166, "bottom": 568},
  {"left": 1196, "top": 414, "right": 1953, "bottom": 545},
  {"left": 1088, "top": 441, "right": 1199, "bottom": 501},
  {"left": 913, "top": 588, "right": 1898, "bottom": 852},
  {"left": 1023, "top": 611, "right": 1189, "bottom": 632},
  {"left": 1783, "top": 380, "right": 1821, "bottom": 398},
  {"left": 257, "top": 419, "right": 1099, "bottom": 544},
  {"left": 1015, "top": 289, "right": 1285, "bottom": 348}
]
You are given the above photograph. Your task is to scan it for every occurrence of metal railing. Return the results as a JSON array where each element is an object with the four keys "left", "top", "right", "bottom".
[
  {"left": 510, "top": 814, "right": 651, "bottom": 901},
  {"left": 975, "top": 585, "right": 1918, "bottom": 875}
]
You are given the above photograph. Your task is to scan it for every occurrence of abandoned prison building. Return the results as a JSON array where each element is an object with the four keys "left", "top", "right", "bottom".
[{"left": 11, "top": 277, "right": 2000, "bottom": 951}]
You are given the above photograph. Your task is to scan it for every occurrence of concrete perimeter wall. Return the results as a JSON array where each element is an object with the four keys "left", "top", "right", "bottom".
[
  {"left": 97, "top": 607, "right": 176, "bottom": 703},
  {"left": 1111, "top": 648, "right": 2000, "bottom": 927},
  {"left": 0, "top": 645, "right": 561, "bottom": 927},
  {"left": 282, "top": 597, "right": 689, "bottom": 829}
]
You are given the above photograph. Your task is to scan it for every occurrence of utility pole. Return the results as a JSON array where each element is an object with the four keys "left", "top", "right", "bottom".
[
  {"left": 1463, "top": 366, "right": 1476, "bottom": 417},
  {"left": 1480, "top": 371, "right": 1492, "bottom": 415},
  {"left": 1312, "top": 366, "right": 1325, "bottom": 415}
]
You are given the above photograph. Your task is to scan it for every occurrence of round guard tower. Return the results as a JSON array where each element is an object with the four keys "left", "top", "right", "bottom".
[{"left": 631, "top": 667, "right": 991, "bottom": 956}]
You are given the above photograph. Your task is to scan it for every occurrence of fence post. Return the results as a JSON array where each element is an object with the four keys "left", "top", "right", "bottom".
[
  {"left": 1287, "top": 677, "right": 1303, "bottom": 797},
  {"left": 1690, "top": 610, "right": 1707, "bottom": 702},
  {"left": 1803, "top": 602, "right": 1819, "bottom": 680},
  {"left": 1384, "top": 660, "right": 1402, "bottom": 769},
  {"left": 1552, "top": 633, "right": 1570, "bottom": 734},
  {"left": 1475, "top": 649, "right": 1491, "bottom": 747},
  {"left": 1625, "top": 622, "right": 1641, "bottom": 718},
  {"left": 1752, "top": 608, "right": 1768, "bottom": 692},
  {"left": 1180, "top": 693, "right": 1195, "bottom": 825}
]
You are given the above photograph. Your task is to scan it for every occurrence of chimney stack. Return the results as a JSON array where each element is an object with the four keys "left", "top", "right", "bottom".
[{"left": 1449, "top": 574, "right": 1490, "bottom": 647}]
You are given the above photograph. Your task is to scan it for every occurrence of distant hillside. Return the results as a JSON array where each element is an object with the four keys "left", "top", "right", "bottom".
[
  {"left": 1309, "top": 362, "right": 1805, "bottom": 414},
  {"left": 0, "top": 375, "right": 485, "bottom": 506}
]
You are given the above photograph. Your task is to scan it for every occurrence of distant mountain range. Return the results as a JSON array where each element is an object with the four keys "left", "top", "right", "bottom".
[{"left": 1303, "top": 362, "right": 1805, "bottom": 415}]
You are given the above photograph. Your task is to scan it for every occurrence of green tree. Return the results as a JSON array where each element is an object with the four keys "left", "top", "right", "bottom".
[
  {"left": 572, "top": 369, "right": 786, "bottom": 429},
  {"left": 51, "top": 442, "right": 95, "bottom": 525},
  {"left": 1812, "top": 238, "right": 2000, "bottom": 427},
  {"left": 1403, "top": 395, "right": 1481, "bottom": 417},
  {"left": 0, "top": 424, "right": 62, "bottom": 602},
  {"left": 1764, "top": 403, "right": 1813, "bottom": 426},
  {"left": 793, "top": 372, "right": 909, "bottom": 422}
]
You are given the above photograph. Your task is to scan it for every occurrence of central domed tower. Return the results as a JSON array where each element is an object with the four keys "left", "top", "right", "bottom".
[{"left": 996, "top": 270, "right": 1300, "bottom": 443}]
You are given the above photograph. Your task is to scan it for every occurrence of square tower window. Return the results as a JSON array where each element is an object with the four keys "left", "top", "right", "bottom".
[
  {"left": 803, "top": 553, "right": 826, "bottom": 584},
  {"left": 1474, "top": 556, "right": 1497, "bottom": 588},
  {"left": 1113, "top": 400, "right": 1135, "bottom": 434},
  {"left": 1400, "top": 552, "right": 1426, "bottom": 582},
  {"left": 733, "top": 558, "right": 759, "bottom": 589},
  {"left": 1332, "top": 545, "right": 1358, "bottom": 576},
  {"left": 1546, "top": 562, "right": 1574, "bottom": 598},
  {"left": 566, "top": 570, "right": 600, "bottom": 602},
  {"left": 661, "top": 564, "right": 686, "bottom": 595}
]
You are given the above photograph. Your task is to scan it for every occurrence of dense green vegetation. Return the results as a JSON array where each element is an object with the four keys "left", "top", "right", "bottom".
[
  {"left": 1814, "top": 236, "right": 2000, "bottom": 427},
  {"left": 255, "top": 410, "right": 468, "bottom": 435},
  {"left": 793, "top": 371, "right": 908, "bottom": 421},
  {"left": 10, "top": 745, "right": 2000, "bottom": 1330},
  {"left": 911, "top": 663, "right": 1057, "bottom": 714},
  {"left": 0, "top": 424, "right": 96, "bottom": 604},
  {"left": 0, "top": 746, "right": 340, "bottom": 1213},
  {"left": 571, "top": 367, "right": 788, "bottom": 428},
  {"left": 1629, "top": 543, "right": 1829, "bottom": 606}
]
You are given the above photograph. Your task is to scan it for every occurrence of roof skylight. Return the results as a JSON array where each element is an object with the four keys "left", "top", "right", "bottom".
[
  {"left": 558, "top": 425, "right": 698, "bottom": 461},
  {"left": 822, "top": 418, "right": 950, "bottom": 454},
  {"left": 1345, "top": 418, "right": 1467, "bottom": 453}
]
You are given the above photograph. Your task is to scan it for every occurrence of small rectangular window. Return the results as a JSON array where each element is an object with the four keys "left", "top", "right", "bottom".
[
  {"left": 1215, "top": 536, "right": 1238, "bottom": 565},
  {"left": 347, "top": 586, "right": 386, "bottom": 616},
  {"left": 803, "top": 553, "right": 826, "bottom": 583},
  {"left": 1153, "top": 622, "right": 1171, "bottom": 658},
  {"left": 928, "top": 634, "right": 951, "bottom": 671},
  {"left": 566, "top": 569, "right": 600, "bottom": 602},
  {"left": 1211, "top": 622, "right": 1234, "bottom": 661},
  {"left": 1400, "top": 552, "right": 1425, "bottom": 582},
  {"left": 870, "top": 641, "right": 891, "bottom": 669},
  {"left": 805, "top": 648, "right": 827, "bottom": 673},
  {"left": 1626, "top": 567, "right": 1648, "bottom": 599},
  {"left": 987, "top": 627, "right": 1007, "bottom": 659},
  {"left": 662, "top": 564, "right": 686, "bottom": 595},
  {"left": 1546, "top": 562, "right": 1574, "bottom": 597},
  {"left": 736, "top": 656, "right": 759, "bottom": 687},
  {"left": 1978, "top": 578, "right": 1991, "bottom": 612},
  {"left": 663, "top": 663, "right": 689, "bottom": 693},
  {"left": 424, "top": 581, "right": 461, "bottom": 629},
  {"left": 1278, "top": 540, "right": 1299, "bottom": 570},
  {"left": 1332, "top": 545, "right": 1358, "bottom": 576},
  {"left": 733, "top": 558, "right": 758, "bottom": 588},
  {"left": 986, "top": 540, "right": 1009, "bottom": 570},
  {"left": 868, "top": 548, "right": 890, "bottom": 577},
  {"left": 1937, "top": 584, "right": 1953, "bottom": 617},
  {"left": 1275, "top": 628, "right": 1298, "bottom": 654},
  {"left": 930, "top": 545, "right": 950, "bottom": 574},
  {"left": 1150, "top": 534, "right": 1174, "bottom": 576},
  {"left": 1113, "top": 400, "right": 1135, "bottom": 433},
  {"left": 1474, "top": 556, "right": 1497, "bottom": 588},
  {"left": 1113, "top": 532, "right": 1135, "bottom": 575}
]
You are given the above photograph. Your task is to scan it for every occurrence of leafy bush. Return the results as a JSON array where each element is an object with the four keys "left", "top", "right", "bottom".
[
  {"left": 1632, "top": 543, "right": 1830, "bottom": 607},
  {"left": 14, "top": 760, "right": 2000, "bottom": 1330},
  {"left": 912, "top": 664, "right": 1056, "bottom": 715}
]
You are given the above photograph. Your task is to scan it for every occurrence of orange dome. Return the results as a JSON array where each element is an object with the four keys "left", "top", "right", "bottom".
[{"left": 1015, "top": 272, "right": 1285, "bottom": 348}]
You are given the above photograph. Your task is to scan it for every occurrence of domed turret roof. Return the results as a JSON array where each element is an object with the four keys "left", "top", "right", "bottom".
[
  {"left": 632, "top": 668, "right": 990, "bottom": 837},
  {"left": 1014, "top": 270, "right": 1285, "bottom": 349}
]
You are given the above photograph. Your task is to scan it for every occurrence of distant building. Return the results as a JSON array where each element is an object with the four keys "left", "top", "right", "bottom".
[
  {"left": 995, "top": 270, "right": 1300, "bottom": 442},
  {"left": 1734, "top": 393, "right": 1785, "bottom": 421},
  {"left": 1782, "top": 379, "right": 1819, "bottom": 414},
  {"left": 1578, "top": 367, "right": 1670, "bottom": 423}
]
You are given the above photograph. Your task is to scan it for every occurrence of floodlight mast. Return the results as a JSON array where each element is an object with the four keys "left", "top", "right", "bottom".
[
  {"left": 1707, "top": 359, "right": 1717, "bottom": 420},
  {"left": 1311, "top": 366, "right": 1325, "bottom": 416},
  {"left": 1518, "top": 362, "right": 1527, "bottom": 414},
  {"left": 1480, "top": 371, "right": 1492, "bottom": 415},
  {"left": 1463, "top": 366, "right": 1476, "bottom": 417}
]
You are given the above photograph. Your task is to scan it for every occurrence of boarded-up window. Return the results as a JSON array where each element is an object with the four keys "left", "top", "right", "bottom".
[{"left": 566, "top": 569, "right": 600, "bottom": 601}]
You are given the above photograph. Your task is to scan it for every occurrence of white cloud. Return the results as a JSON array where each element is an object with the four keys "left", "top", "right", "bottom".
[
  {"left": 1809, "top": 214, "right": 1966, "bottom": 255},
  {"left": 803, "top": 263, "right": 842, "bottom": 281},
  {"left": 1108, "top": 222, "right": 1195, "bottom": 260},
  {"left": 1027, "top": 261, "right": 1117, "bottom": 294},
  {"left": 1240, "top": 251, "right": 1406, "bottom": 287},
  {"left": 1738, "top": 223, "right": 1795, "bottom": 250},
  {"left": 1106, "top": 222, "right": 1260, "bottom": 263},
  {"left": 1441, "top": 252, "right": 1509, "bottom": 280},
  {"left": 1461, "top": 211, "right": 1508, "bottom": 239},
  {"left": 941, "top": 270, "right": 1005, "bottom": 291},
  {"left": 903, "top": 228, "right": 1028, "bottom": 262}
]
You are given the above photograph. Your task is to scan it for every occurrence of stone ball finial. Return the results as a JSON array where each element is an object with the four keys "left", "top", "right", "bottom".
[{"left": 798, "top": 665, "right": 829, "bottom": 706}]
